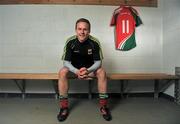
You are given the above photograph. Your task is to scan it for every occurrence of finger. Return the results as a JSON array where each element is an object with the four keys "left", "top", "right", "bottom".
[{"left": 80, "top": 67, "right": 87, "bottom": 72}]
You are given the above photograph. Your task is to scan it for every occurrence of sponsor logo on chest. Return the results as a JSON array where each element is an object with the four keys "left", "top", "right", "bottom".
[{"left": 88, "top": 49, "right": 92, "bottom": 55}]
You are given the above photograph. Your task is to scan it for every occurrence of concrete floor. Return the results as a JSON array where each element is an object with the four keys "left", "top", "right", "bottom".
[{"left": 0, "top": 97, "right": 180, "bottom": 124}]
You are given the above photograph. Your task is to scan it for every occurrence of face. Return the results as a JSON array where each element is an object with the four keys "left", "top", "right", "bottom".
[{"left": 75, "top": 22, "right": 90, "bottom": 43}]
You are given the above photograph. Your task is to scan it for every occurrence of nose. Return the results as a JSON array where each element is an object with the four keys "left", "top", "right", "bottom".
[{"left": 81, "top": 30, "right": 84, "bottom": 34}]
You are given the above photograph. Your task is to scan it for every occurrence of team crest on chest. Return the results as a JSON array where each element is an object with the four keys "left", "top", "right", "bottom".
[{"left": 88, "top": 49, "right": 92, "bottom": 55}]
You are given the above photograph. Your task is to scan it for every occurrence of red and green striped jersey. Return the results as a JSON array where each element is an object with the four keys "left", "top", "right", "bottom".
[{"left": 110, "top": 6, "right": 142, "bottom": 51}]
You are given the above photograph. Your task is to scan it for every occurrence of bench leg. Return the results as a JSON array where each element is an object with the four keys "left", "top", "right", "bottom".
[
  {"left": 174, "top": 79, "right": 180, "bottom": 105},
  {"left": 22, "top": 79, "right": 26, "bottom": 99},
  {"left": 14, "top": 79, "right": 26, "bottom": 99},
  {"left": 120, "top": 80, "right": 124, "bottom": 98},
  {"left": 88, "top": 80, "right": 92, "bottom": 99},
  {"left": 154, "top": 80, "right": 159, "bottom": 99},
  {"left": 52, "top": 80, "right": 59, "bottom": 99}
]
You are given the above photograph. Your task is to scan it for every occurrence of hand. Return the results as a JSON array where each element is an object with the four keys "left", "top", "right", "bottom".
[
  {"left": 77, "top": 67, "right": 88, "bottom": 79},
  {"left": 79, "top": 67, "right": 88, "bottom": 75}
]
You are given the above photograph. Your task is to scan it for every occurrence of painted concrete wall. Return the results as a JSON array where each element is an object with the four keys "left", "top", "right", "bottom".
[{"left": 163, "top": 0, "right": 180, "bottom": 96}]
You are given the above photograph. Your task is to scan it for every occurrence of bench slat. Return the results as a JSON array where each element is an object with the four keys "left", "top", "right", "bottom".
[
  {"left": 0, "top": 73, "right": 58, "bottom": 79},
  {"left": 109, "top": 73, "right": 179, "bottom": 80}
]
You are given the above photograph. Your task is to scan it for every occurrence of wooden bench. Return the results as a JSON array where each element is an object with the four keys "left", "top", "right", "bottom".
[{"left": 0, "top": 73, "right": 179, "bottom": 104}]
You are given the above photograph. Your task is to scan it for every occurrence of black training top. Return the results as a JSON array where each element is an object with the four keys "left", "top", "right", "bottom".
[{"left": 62, "top": 35, "right": 103, "bottom": 69}]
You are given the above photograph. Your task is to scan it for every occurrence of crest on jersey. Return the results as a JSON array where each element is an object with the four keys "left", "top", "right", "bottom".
[{"left": 88, "top": 49, "right": 92, "bottom": 55}]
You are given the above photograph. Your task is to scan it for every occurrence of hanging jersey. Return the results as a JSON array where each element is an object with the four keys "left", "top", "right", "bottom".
[{"left": 110, "top": 6, "right": 142, "bottom": 51}]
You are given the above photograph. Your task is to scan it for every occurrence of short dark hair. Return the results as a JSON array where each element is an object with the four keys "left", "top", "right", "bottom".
[{"left": 75, "top": 18, "right": 91, "bottom": 31}]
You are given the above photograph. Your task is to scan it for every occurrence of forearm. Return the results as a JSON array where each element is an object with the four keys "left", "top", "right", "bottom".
[
  {"left": 63, "top": 60, "right": 78, "bottom": 74},
  {"left": 87, "top": 60, "right": 102, "bottom": 73}
]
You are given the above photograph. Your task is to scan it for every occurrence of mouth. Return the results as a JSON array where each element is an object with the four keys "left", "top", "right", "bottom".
[
  {"left": 79, "top": 35, "right": 86, "bottom": 39},
  {"left": 79, "top": 34, "right": 85, "bottom": 37}
]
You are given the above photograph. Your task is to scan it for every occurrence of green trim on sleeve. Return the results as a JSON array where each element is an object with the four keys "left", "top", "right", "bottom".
[
  {"left": 61, "top": 35, "right": 77, "bottom": 60},
  {"left": 89, "top": 35, "right": 104, "bottom": 60}
]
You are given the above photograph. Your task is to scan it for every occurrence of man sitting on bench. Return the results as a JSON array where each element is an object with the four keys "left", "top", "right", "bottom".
[{"left": 57, "top": 18, "right": 112, "bottom": 122}]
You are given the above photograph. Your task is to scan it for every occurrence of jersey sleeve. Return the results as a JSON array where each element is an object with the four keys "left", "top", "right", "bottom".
[
  {"left": 61, "top": 41, "right": 72, "bottom": 61},
  {"left": 110, "top": 12, "right": 116, "bottom": 26},
  {"left": 110, "top": 7, "right": 120, "bottom": 26},
  {"left": 130, "top": 7, "right": 143, "bottom": 27},
  {"left": 135, "top": 15, "right": 142, "bottom": 27},
  {"left": 110, "top": 7, "right": 122, "bottom": 26},
  {"left": 93, "top": 42, "right": 103, "bottom": 61}
]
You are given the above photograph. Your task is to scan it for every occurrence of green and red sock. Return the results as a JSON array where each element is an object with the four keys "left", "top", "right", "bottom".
[
  {"left": 99, "top": 93, "right": 109, "bottom": 107},
  {"left": 59, "top": 95, "right": 68, "bottom": 108}
]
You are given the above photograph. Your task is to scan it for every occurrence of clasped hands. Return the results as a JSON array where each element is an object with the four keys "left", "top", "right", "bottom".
[{"left": 76, "top": 67, "right": 89, "bottom": 79}]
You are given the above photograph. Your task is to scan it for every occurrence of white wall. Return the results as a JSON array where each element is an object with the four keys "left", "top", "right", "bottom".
[
  {"left": 0, "top": 5, "right": 163, "bottom": 73},
  {"left": 163, "top": 0, "right": 180, "bottom": 73},
  {"left": 163, "top": 0, "right": 180, "bottom": 96}
]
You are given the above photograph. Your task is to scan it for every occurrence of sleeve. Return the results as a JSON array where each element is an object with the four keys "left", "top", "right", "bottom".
[
  {"left": 130, "top": 7, "right": 143, "bottom": 27},
  {"left": 93, "top": 42, "right": 103, "bottom": 61},
  {"left": 61, "top": 41, "right": 72, "bottom": 61},
  {"left": 110, "top": 7, "right": 120, "bottom": 26},
  {"left": 87, "top": 60, "right": 101, "bottom": 73},
  {"left": 135, "top": 15, "right": 143, "bottom": 27},
  {"left": 64, "top": 60, "right": 78, "bottom": 74},
  {"left": 110, "top": 13, "right": 116, "bottom": 26}
]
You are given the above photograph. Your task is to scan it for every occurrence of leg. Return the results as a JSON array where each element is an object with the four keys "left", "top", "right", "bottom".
[
  {"left": 58, "top": 67, "right": 69, "bottom": 96},
  {"left": 96, "top": 67, "right": 108, "bottom": 103},
  {"left": 95, "top": 67, "right": 112, "bottom": 121},
  {"left": 57, "top": 67, "right": 69, "bottom": 122},
  {"left": 96, "top": 67, "right": 107, "bottom": 93}
]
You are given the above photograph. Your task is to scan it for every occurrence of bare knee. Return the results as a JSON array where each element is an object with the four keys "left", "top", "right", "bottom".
[
  {"left": 58, "top": 67, "right": 69, "bottom": 79},
  {"left": 96, "top": 67, "right": 107, "bottom": 79}
]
